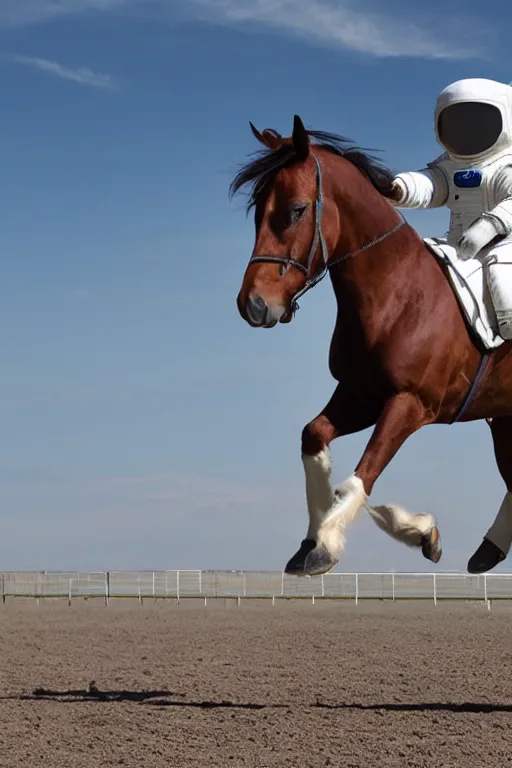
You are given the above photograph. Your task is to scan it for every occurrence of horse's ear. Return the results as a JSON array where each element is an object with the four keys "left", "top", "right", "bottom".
[
  {"left": 249, "top": 122, "right": 283, "bottom": 150},
  {"left": 292, "top": 115, "right": 310, "bottom": 161}
]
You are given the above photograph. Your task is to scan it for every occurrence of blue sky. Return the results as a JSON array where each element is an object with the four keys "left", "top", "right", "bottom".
[{"left": 0, "top": 0, "right": 511, "bottom": 573}]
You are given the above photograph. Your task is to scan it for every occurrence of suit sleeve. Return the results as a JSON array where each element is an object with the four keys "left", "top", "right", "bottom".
[
  {"left": 391, "top": 165, "right": 449, "bottom": 209},
  {"left": 486, "top": 165, "right": 512, "bottom": 234}
]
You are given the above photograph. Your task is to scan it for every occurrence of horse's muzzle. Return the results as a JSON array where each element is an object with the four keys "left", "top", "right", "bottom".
[{"left": 237, "top": 292, "right": 286, "bottom": 328}]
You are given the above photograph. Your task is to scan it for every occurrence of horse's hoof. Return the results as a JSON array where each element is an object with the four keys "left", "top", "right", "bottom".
[
  {"left": 421, "top": 526, "right": 442, "bottom": 563},
  {"left": 284, "top": 539, "right": 316, "bottom": 575},
  {"left": 284, "top": 539, "right": 338, "bottom": 577},
  {"left": 467, "top": 538, "right": 506, "bottom": 574}
]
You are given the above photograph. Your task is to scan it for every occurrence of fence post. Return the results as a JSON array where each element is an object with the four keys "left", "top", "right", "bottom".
[
  {"left": 355, "top": 573, "right": 359, "bottom": 606},
  {"left": 105, "top": 572, "right": 110, "bottom": 606},
  {"left": 321, "top": 574, "right": 325, "bottom": 598},
  {"left": 68, "top": 579, "right": 72, "bottom": 607},
  {"left": 1, "top": 573, "right": 5, "bottom": 605},
  {"left": 242, "top": 571, "right": 246, "bottom": 597},
  {"left": 484, "top": 573, "right": 488, "bottom": 604},
  {"left": 198, "top": 570, "right": 202, "bottom": 597},
  {"left": 433, "top": 573, "right": 437, "bottom": 606},
  {"left": 392, "top": 572, "right": 395, "bottom": 602},
  {"left": 176, "top": 570, "right": 180, "bottom": 605},
  {"left": 138, "top": 574, "right": 141, "bottom": 605}
]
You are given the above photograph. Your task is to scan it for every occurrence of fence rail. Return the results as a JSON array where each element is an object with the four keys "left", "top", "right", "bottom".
[{"left": 2, "top": 570, "right": 512, "bottom": 604}]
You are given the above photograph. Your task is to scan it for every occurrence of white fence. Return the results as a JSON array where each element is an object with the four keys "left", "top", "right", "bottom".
[{"left": 2, "top": 570, "right": 512, "bottom": 604}]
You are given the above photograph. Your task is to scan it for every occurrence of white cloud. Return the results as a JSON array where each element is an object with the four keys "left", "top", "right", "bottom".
[
  {"left": 98, "top": 470, "right": 283, "bottom": 510},
  {"left": 0, "top": 0, "right": 490, "bottom": 61},
  {"left": 0, "top": 468, "right": 303, "bottom": 570},
  {"left": 9, "top": 55, "right": 117, "bottom": 89},
  {"left": 188, "top": 0, "right": 486, "bottom": 60},
  {"left": 0, "top": 0, "right": 130, "bottom": 27}
]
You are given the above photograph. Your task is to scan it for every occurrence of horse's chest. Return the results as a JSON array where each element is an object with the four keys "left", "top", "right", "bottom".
[{"left": 328, "top": 334, "right": 385, "bottom": 388}]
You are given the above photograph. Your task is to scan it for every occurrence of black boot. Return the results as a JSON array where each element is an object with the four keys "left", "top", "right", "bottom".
[{"left": 467, "top": 537, "right": 506, "bottom": 574}]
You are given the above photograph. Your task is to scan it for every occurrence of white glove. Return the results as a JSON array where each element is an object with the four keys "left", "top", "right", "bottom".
[
  {"left": 389, "top": 179, "right": 406, "bottom": 204},
  {"left": 457, "top": 216, "right": 501, "bottom": 261}
]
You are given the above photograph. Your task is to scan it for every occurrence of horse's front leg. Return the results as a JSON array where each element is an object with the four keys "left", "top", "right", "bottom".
[
  {"left": 285, "top": 385, "right": 376, "bottom": 576},
  {"left": 286, "top": 392, "right": 441, "bottom": 577}
]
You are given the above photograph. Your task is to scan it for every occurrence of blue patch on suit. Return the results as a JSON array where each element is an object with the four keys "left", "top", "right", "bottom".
[{"left": 453, "top": 170, "right": 483, "bottom": 188}]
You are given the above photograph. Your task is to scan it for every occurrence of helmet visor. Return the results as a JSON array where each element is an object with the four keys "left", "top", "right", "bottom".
[{"left": 437, "top": 102, "right": 503, "bottom": 156}]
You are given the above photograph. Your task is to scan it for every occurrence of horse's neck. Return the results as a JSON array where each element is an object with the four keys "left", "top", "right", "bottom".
[{"left": 329, "top": 178, "right": 426, "bottom": 337}]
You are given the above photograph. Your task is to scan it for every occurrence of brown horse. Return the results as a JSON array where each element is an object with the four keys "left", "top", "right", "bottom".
[{"left": 233, "top": 115, "right": 512, "bottom": 577}]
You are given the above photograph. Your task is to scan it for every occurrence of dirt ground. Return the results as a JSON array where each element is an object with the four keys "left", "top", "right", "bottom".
[{"left": 1, "top": 598, "right": 512, "bottom": 768}]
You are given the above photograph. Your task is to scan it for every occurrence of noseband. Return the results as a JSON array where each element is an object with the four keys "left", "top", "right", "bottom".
[{"left": 247, "top": 153, "right": 407, "bottom": 312}]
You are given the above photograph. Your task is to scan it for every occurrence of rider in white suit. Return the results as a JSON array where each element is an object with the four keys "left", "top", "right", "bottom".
[{"left": 389, "top": 78, "right": 512, "bottom": 573}]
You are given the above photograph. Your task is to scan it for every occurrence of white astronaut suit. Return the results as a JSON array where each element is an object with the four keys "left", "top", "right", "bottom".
[
  {"left": 392, "top": 78, "right": 512, "bottom": 339},
  {"left": 391, "top": 78, "right": 512, "bottom": 572}
]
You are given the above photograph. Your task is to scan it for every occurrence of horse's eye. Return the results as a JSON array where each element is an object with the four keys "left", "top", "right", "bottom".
[{"left": 290, "top": 204, "right": 307, "bottom": 224}]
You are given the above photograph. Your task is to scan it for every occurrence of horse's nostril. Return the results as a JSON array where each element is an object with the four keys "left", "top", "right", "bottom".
[{"left": 245, "top": 294, "right": 268, "bottom": 326}]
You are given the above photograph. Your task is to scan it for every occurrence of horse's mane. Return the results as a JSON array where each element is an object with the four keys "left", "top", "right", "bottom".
[{"left": 229, "top": 129, "right": 395, "bottom": 212}]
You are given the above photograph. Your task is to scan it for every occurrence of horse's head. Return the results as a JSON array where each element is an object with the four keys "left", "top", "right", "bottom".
[{"left": 233, "top": 115, "right": 338, "bottom": 328}]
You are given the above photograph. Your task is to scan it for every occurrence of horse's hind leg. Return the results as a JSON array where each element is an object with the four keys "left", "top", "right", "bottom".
[
  {"left": 353, "top": 394, "right": 441, "bottom": 565},
  {"left": 467, "top": 416, "right": 512, "bottom": 573}
]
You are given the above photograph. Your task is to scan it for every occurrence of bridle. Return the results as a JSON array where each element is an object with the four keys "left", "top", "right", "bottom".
[{"left": 247, "top": 152, "right": 407, "bottom": 312}]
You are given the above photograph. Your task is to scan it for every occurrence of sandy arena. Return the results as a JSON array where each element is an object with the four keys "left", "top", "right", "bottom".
[{"left": 1, "top": 598, "right": 512, "bottom": 767}]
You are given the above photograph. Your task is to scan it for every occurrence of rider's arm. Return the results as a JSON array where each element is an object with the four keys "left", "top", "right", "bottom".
[
  {"left": 486, "top": 165, "right": 512, "bottom": 233},
  {"left": 390, "top": 166, "right": 449, "bottom": 209}
]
